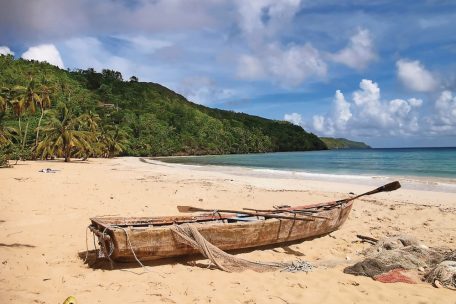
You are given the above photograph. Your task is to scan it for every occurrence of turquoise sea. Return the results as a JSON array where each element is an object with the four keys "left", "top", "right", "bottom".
[{"left": 158, "top": 148, "right": 456, "bottom": 189}]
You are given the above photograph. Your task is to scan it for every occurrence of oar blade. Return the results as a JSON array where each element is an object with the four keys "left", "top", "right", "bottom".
[
  {"left": 379, "top": 181, "right": 401, "bottom": 192},
  {"left": 177, "top": 205, "right": 199, "bottom": 213}
]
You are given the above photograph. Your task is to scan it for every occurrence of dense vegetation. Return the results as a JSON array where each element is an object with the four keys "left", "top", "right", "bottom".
[
  {"left": 0, "top": 55, "right": 326, "bottom": 165},
  {"left": 321, "top": 137, "right": 371, "bottom": 149}
]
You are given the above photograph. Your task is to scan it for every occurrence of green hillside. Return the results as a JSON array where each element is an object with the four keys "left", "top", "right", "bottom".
[
  {"left": 0, "top": 55, "right": 326, "bottom": 163},
  {"left": 321, "top": 137, "right": 371, "bottom": 149}
]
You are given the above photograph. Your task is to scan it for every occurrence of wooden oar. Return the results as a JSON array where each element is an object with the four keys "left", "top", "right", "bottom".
[
  {"left": 244, "top": 181, "right": 401, "bottom": 217},
  {"left": 177, "top": 206, "right": 315, "bottom": 221},
  {"left": 242, "top": 208, "right": 329, "bottom": 219},
  {"left": 344, "top": 181, "right": 401, "bottom": 202}
]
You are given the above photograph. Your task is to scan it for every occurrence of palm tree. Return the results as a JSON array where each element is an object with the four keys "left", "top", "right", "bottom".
[
  {"left": 0, "top": 95, "right": 6, "bottom": 113},
  {"left": 0, "top": 112, "right": 18, "bottom": 147},
  {"left": 100, "top": 125, "right": 129, "bottom": 157},
  {"left": 35, "top": 82, "right": 53, "bottom": 146},
  {"left": 20, "top": 78, "right": 40, "bottom": 150},
  {"left": 0, "top": 86, "right": 13, "bottom": 113},
  {"left": 77, "top": 111, "right": 101, "bottom": 160},
  {"left": 9, "top": 86, "right": 26, "bottom": 135},
  {"left": 10, "top": 79, "right": 41, "bottom": 150},
  {"left": 36, "top": 103, "right": 97, "bottom": 162}
]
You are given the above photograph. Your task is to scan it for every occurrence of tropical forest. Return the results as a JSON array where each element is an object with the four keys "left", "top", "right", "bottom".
[{"left": 0, "top": 55, "right": 328, "bottom": 166}]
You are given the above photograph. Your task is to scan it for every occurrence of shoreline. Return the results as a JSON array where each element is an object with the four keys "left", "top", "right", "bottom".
[
  {"left": 1, "top": 157, "right": 455, "bottom": 303},
  {"left": 147, "top": 157, "right": 456, "bottom": 193}
]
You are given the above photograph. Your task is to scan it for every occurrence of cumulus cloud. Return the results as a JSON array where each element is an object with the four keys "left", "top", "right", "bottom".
[
  {"left": 312, "top": 79, "right": 423, "bottom": 137},
  {"left": 21, "top": 44, "right": 64, "bottom": 68},
  {"left": 237, "top": 43, "right": 327, "bottom": 87},
  {"left": 331, "top": 28, "right": 376, "bottom": 70},
  {"left": 284, "top": 112, "right": 303, "bottom": 126},
  {"left": 396, "top": 59, "right": 439, "bottom": 92},
  {"left": 235, "top": 0, "right": 328, "bottom": 87},
  {"left": 235, "top": 2, "right": 375, "bottom": 87},
  {"left": 332, "top": 90, "right": 352, "bottom": 130},
  {"left": 236, "top": 0, "right": 301, "bottom": 43},
  {"left": 0, "top": 46, "right": 14, "bottom": 56},
  {"left": 428, "top": 90, "right": 456, "bottom": 134}
]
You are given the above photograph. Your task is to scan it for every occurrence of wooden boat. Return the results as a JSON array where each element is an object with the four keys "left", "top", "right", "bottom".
[{"left": 88, "top": 181, "right": 400, "bottom": 262}]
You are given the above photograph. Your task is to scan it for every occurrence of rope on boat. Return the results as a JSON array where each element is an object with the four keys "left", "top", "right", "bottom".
[
  {"left": 170, "top": 223, "right": 313, "bottom": 273},
  {"left": 116, "top": 226, "right": 148, "bottom": 269},
  {"left": 83, "top": 225, "right": 100, "bottom": 264}
]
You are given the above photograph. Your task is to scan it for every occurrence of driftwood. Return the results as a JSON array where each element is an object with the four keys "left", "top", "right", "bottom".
[{"left": 356, "top": 234, "right": 379, "bottom": 245}]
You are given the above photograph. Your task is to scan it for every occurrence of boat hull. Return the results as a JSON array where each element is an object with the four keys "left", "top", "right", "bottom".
[{"left": 90, "top": 201, "right": 353, "bottom": 262}]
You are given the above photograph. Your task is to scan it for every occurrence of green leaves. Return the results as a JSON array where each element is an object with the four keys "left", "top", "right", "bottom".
[{"left": 0, "top": 55, "right": 328, "bottom": 162}]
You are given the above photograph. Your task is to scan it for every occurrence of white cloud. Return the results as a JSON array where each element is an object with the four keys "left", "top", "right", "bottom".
[
  {"left": 0, "top": 46, "right": 14, "bottom": 56},
  {"left": 396, "top": 59, "right": 438, "bottom": 92},
  {"left": 237, "top": 43, "right": 327, "bottom": 87},
  {"left": 236, "top": 0, "right": 301, "bottom": 42},
  {"left": 428, "top": 90, "right": 456, "bottom": 134},
  {"left": 268, "top": 43, "right": 327, "bottom": 87},
  {"left": 313, "top": 115, "right": 334, "bottom": 135},
  {"left": 331, "top": 28, "right": 376, "bottom": 70},
  {"left": 21, "top": 44, "right": 64, "bottom": 68},
  {"left": 235, "top": 0, "right": 328, "bottom": 87},
  {"left": 312, "top": 79, "right": 423, "bottom": 137},
  {"left": 332, "top": 90, "right": 352, "bottom": 130},
  {"left": 284, "top": 112, "right": 302, "bottom": 126}
]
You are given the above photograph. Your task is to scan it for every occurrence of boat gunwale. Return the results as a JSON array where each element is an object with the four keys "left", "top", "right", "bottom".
[{"left": 90, "top": 200, "right": 352, "bottom": 232}]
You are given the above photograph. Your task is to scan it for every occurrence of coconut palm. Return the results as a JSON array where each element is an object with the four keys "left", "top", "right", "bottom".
[
  {"left": 9, "top": 86, "right": 26, "bottom": 135},
  {"left": 76, "top": 111, "right": 102, "bottom": 160},
  {"left": 20, "top": 79, "right": 40, "bottom": 149},
  {"left": 0, "top": 86, "right": 13, "bottom": 113},
  {"left": 9, "top": 80, "right": 41, "bottom": 150},
  {"left": 100, "top": 125, "right": 129, "bottom": 158},
  {"left": 0, "top": 112, "right": 18, "bottom": 147},
  {"left": 36, "top": 103, "right": 97, "bottom": 162},
  {"left": 35, "top": 82, "right": 53, "bottom": 146},
  {"left": 0, "top": 95, "right": 6, "bottom": 113}
]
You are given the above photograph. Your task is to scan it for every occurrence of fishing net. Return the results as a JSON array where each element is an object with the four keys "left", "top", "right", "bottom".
[
  {"left": 425, "top": 258, "right": 456, "bottom": 289},
  {"left": 344, "top": 235, "right": 443, "bottom": 278},
  {"left": 170, "top": 223, "right": 313, "bottom": 273},
  {"left": 345, "top": 235, "right": 456, "bottom": 289}
]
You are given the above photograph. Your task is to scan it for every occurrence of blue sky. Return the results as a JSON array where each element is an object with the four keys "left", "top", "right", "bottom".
[{"left": 1, "top": 0, "right": 455, "bottom": 147}]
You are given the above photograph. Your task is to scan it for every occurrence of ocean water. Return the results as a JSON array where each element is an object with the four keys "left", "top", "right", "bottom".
[{"left": 159, "top": 148, "right": 456, "bottom": 183}]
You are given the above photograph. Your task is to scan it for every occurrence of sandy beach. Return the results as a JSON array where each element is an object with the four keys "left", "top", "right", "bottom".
[{"left": 1, "top": 157, "right": 455, "bottom": 303}]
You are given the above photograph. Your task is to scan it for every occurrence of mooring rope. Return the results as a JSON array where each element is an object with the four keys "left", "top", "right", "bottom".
[{"left": 83, "top": 226, "right": 90, "bottom": 263}]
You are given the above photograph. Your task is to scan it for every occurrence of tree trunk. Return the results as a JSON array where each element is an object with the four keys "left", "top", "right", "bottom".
[
  {"left": 64, "top": 146, "right": 71, "bottom": 162},
  {"left": 18, "top": 116, "right": 22, "bottom": 138},
  {"left": 22, "top": 119, "right": 30, "bottom": 150},
  {"left": 35, "top": 107, "right": 44, "bottom": 146}
]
